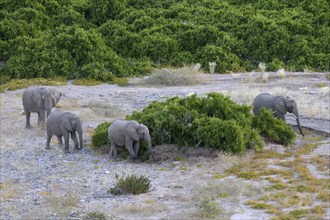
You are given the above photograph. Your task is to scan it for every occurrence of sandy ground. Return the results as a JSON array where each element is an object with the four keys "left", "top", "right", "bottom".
[{"left": 0, "top": 72, "right": 329, "bottom": 219}]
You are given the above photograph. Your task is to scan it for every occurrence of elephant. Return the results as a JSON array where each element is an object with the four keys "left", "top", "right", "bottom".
[
  {"left": 108, "top": 119, "right": 155, "bottom": 161},
  {"left": 46, "top": 110, "right": 83, "bottom": 153},
  {"left": 252, "top": 93, "right": 304, "bottom": 136},
  {"left": 22, "top": 86, "right": 62, "bottom": 128}
]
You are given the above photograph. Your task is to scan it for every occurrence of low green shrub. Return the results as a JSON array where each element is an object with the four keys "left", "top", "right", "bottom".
[
  {"left": 109, "top": 174, "right": 151, "bottom": 195},
  {"left": 128, "top": 93, "right": 264, "bottom": 153},
  {"left": 252, "top": 108, "right": 296, "bottom": 146},
  {"left": 91, "top": 121, "right": 111, "bottom": 152},
  {"left": 0, "top": 77, "right": 67, "bottom": 93}
]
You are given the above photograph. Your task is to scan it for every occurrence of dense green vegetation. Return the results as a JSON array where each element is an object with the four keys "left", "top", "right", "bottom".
[
  {"left": 92, "top": 93, "right": 296, "bottom": 156},
  {"left": 1, "top": 0, "right": 329, "bottom": 83}
]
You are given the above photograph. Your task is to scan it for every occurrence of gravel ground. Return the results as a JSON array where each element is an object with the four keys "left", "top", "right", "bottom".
[{"left": 0, "top": 72, "right": 329, "bottom": 219}]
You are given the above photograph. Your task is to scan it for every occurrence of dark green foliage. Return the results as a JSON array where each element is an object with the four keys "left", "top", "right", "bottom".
[
  {"left": 128, "top": 93, "right": 264, "bottom": 153},
  {"left": 193, "top": 117, "right": 244, "bottom": 153},
  {"left": 109, "top": 174, "right": 151, "bottom": 195},
  {"left": 91, "top": 121, "right": 111, "bottom": 152},
  {"left": 252, "top": 108, "right": 296, "bottom": 146},
  {"left": 1, "top": 0, "right": 328, "bottom": 81}
]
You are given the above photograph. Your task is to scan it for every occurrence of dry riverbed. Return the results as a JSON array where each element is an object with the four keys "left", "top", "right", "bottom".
[{"left": 0, "top": 72, "right": 329, "bottom": 219}]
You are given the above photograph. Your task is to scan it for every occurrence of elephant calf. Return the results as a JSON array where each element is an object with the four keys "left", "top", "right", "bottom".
[
  {"left": 46, "top": 110, "right": 83, "bottom": 153},
  {"left": 22, "top": 86, "right": 62, "bottom": 128},
  {"left": 252, "top": 93, "right": 304, "bottom": 136},
  {"left": 108, "top": 119, "right": 155, "bottom": 161}
]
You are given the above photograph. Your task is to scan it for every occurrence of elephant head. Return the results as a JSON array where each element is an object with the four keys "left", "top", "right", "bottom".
[
  {"left": 33, "top": 88, "right": 54, "bottom": 118},
  {"left": 127, "top": 123, "right": 155, "bottom": 160},
  {"left": 48, "top": 88, "right": 62, "bottom": 106},
  {"left": 63, "top": 114, "right": 83, "bottom": 149},
  {"left": 276, "top": 97, "right": 304, "bottom": 136}
]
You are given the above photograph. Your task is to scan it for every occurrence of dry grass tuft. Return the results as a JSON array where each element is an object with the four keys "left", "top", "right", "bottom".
[
  {"left": 87, "top": 100, "right": 126, "bottom": 118},
  {"left": 142, "top": 65, "right": 207, "bottom": 86},
  {"left": 46, "top": 192, "right": 80, "bottom": 217},
  {"left": 277, "top": 68, "right": 286, "bottom": 78}
]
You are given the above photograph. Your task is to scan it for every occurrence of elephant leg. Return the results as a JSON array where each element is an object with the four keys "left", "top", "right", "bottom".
[
  {"left": 133, "top": 141, "right": 140, "bottom": 158},
  {"left": 45, "top": 129, "right": 52, "bottom": 150},
  {"left": 109, "top": 143, "right": 118, "bottom": 161},
  {"left": 125, "top": 139, "right": 136, "bottom": 160},
  {"left": 38, "top": 111, "right": 46, "bottom": 128},
  {"left": 63, "top": 132, "right": 70, "bottom": 153},
  {"left": 25, "top": 111, "right": 31, "bottom": 129},
  {"left": 71, "top": 132, "right": 79, "bottom": 151},
  {"left": 57, "top": 135, "right": 63, "bottom": 147}
]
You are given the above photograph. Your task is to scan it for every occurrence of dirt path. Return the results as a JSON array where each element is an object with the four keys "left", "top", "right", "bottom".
[{"left": 0, "top": 72, "right": 329, "bottom": 219}]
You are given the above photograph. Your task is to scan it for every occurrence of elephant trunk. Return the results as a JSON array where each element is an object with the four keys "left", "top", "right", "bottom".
[
  {"left": 293, "top": 109, "right": 304, "bottom": 136},
  {"left": 145, "top": 135, "right": 155, "bottom": 161},
  {"left": 77, "top": 126, "right": 83, "bottom": 149}
]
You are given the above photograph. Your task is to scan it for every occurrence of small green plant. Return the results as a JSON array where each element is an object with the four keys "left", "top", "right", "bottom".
[
  {"left": 289, "top": 209, "right": 309, "bottom": 218},
  {"left": 109, "top": 174, "right": 151, "bottom": 195},
  {"left": 315, "top": 83, "right": 327, "bottom": 88},
  {"left": 91, "top": 121, "right": 111, "bottom": 153},
  {"left": 83, "top": 211, "right": 107, "bottom": 220},
  {"left": 252, "top": 108, "right": 296, "bottom": 146}
]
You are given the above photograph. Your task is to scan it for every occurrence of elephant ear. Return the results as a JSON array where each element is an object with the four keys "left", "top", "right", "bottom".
[
  {"left": 275, "top": 98, "right": 286, "bottom": 115},
  {"left": 32, "top": 89, "right": 43, "bottom": 107},
  {"left": 62, "top": 114, "right": 74, "bottom": 132},
  {"left": 127, "top": 123, "right": 140, "bottom": 141}
]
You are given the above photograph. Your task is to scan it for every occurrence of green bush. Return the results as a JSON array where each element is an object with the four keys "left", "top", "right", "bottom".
[
  {"left": 128, "top": 93, "right": 264, "bottom": 153},
  {"left": 252, "top": 108, "right": 296, "bottom": 146},
  {"left": 109, "top": 174, "right": 151, "bottom": 195},
  {"left": 91, "top": 121, "right": 111, "bottom": 152}
]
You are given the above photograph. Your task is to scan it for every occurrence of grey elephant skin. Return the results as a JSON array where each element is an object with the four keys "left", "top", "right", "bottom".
[
  {"left": 46, "top": 110, "right": 83, "bottom": 153},
  {"left": 22, "top": 86, "right": 61, "bottom": 128},
  {"left": 253, "top": 93, "right": 304, "bottom": 136},
  {"left": 108, "top": 119, "right": 155, "bottom": 161}
]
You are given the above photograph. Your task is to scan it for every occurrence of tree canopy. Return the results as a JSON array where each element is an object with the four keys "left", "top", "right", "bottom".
[{"left": 1, "top": 0, "right": 329, "bottom": 82}]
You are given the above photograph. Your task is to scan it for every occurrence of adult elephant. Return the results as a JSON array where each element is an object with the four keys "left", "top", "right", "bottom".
[
  {"left": 22, "top": 86, "right": 61, "bottom": 128},
  {"left": 108, "top": 119, "right": 155, "bottom": 161},
  {"left": 45, "top": 110, "right": 83, "bottom": 153},
  {"left": 253, "top": 93, "right": 304, "bottom": 136}
]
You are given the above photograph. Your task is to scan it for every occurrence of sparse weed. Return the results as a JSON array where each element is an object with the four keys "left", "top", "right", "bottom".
[
  {"left": 237, "top": 171, "right": 260, "bottom": 180},
  {"left": 218, "top": 193, "right": 231, "bottom": 198},
  {"left": 109, "top": 174, "right": 151, "bottom": 195},
  {"left": 326, "top": 74, "right": 330, "bottom": 80},
  {"left": 198, "top": 198, "right": 221, "bottom": 218},
  {"left": 315, "top": 83, "right": 327, "bottom": 88},
  {"left": 83, "top": 211, "right": 108, "bottom": 220},
  {"left": 289, "top": 209, "right": 309, "bottom": 218}
]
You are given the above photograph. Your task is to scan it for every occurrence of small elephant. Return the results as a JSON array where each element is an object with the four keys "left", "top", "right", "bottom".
[
  {"left": 46, "top": 110, "right": 83, "bottom": 153},
  {"left": 253, "top": 93, "right": 304, "bottom": 136},
  {"left": 22, "top": 86, "right": 62, "bottom": 128},
  {"left": 108, "top": 119, "right": 155, "bottom": 161}
]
